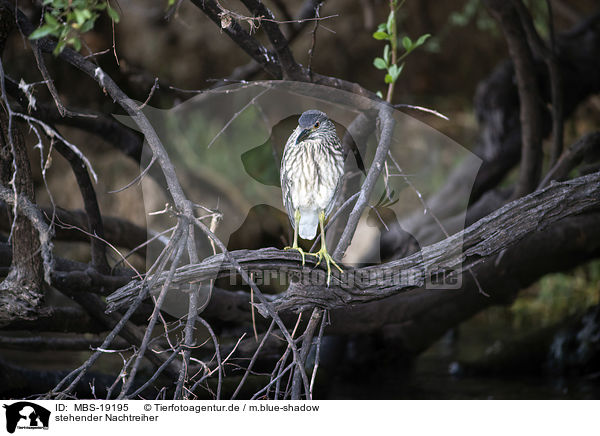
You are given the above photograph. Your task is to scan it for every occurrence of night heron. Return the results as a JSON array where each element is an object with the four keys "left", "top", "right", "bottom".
[{"left": 280, "top": 110, "right": 344, "bottom": 285}]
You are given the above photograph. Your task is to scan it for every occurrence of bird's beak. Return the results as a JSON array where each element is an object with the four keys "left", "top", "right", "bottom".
[{"left": 296, "top": 128, "right": 310, "bottom": 144}]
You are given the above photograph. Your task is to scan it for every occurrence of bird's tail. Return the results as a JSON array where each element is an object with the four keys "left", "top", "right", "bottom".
[{"left": 298, "top": 209, "right": 319, "bottom": 240}]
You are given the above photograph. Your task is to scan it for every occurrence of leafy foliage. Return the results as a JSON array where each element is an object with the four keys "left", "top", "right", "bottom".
[
  {"left": 29, "top": 0, "right": 120, "bottom": 55},
  {"left": 511, "top": 260, "right": 600, "bottom": 329},
  {"left": 372, "top": 0, "right": 430, "bottom": 99}
]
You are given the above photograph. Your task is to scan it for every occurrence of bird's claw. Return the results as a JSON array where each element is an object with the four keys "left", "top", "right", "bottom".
[
  {"left": 284, "top": 245, "right": 314, "bottom": 266},
  {"left": 313, "top": 247, "right": 343, "bottom": 286}
]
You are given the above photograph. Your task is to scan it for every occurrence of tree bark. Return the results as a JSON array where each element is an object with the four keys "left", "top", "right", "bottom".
[{"left": 0, "top": 114, "right": 45, "bottom": 323}]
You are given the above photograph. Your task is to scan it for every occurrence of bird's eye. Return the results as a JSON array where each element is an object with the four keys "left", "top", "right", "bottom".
[{"left": 314, "top": 122, "right": 320, "bottom": 128}]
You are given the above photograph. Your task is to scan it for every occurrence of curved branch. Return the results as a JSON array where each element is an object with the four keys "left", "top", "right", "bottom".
[
  {"left": 486, "top": 0, "right": 544, "bottom": 197},
  {"left": 333, "top": 106, "right": 394, "bottom": 260},
  {"left": 52, "top": 136, "right": 110, "bottom": 273}
]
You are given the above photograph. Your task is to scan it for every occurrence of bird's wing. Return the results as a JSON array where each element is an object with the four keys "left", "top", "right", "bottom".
[
  {"left": 280, "top": 142, "right": 297, "bottom": 230},
  {"left": 324, "top": 142, "right": 345, "bottom": 220},
  {"left": 324, "top": 170, "right": 344, "bottom": 220}
]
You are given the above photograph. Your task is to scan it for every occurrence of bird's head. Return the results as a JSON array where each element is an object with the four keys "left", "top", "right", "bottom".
[{"left": 295, "top": 110, "right": 334, "bottom": 144}]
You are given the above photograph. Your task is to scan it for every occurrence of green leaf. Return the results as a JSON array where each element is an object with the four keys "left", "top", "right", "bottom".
[
  {"left": 69, "top": 37, "right": 82, "bottom": 51},
  {"left": 377, "top": 23, "right": 387, "bottom": 32},
  {"left": 74, "top": 9, "right": 87, "bottom": 25},
  {"left": 390, "top": 63, "right": 404, "bottom": 81},
  {"left": 386, "top": 11, "right": 395, "bottom": 35},
  {"left": 29, "top": 25, "right": 55, "bottom": 40},
  {"left": 59, "top": 25, "right": 69, "bottom": 38},
  {"left": 388, "top": 64, "right": 397, "bottom": 81},
  {"left": 376, "top": 90, "right": 383, "bottom": 99},
  {"left": 53, "top": 40, "right": 66, "bottom": 56},
  {"left": 44, "top": 13, "right": 60, "bottom": 29},
  {"left": 384, "top": 73, "right": 394, "bottom": 84},
  {"left": 415, "top": 33, "right": 431, "bottom": 47},
  {"left": 383, "top": 44, "right": 390, "bottom": 63},
  {"left": 373, "top": 57, "right": 387, "bottom": 70},
  {"left": 402, "top": 36, "right": 412, "bottom": 51},
  {"left": 107, "top": 5, "right": 120, "bottom": 23},
  {"left": 80, "top": 19, "right": 95, "bottom": 33},
  {"left": 372, "top": 31, "right": 388, "bottom": 40}
]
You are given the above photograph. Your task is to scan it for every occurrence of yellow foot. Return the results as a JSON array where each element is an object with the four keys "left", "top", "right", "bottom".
[
  {"left": 313, "top": 247, "right": 343, "bottom": 286},
  {"left": 284, "top": 246, "right": 316, "bottom": 266}
]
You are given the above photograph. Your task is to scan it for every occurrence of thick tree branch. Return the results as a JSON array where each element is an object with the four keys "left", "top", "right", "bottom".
[
  {"left": 512, "top": 0, "right": 564, "bottom": 167},
  {"left": 0, "top": 14, "right": 49, "bottom": 321},
  {"left": 0, "top": 182, "right": 53, "bottom": 282},
  {"left": 327, "top": 210, "right": 600, "bottom": 354},
  {"left": 486, "top": 0, "right": 544, "bottom": 198}
]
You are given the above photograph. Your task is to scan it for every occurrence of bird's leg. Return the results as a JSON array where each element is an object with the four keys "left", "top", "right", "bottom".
[
  {"left": 314, "top": 210, "right": 343, "bottom": 286},
  {"left": 284, "top": 209, "right": 310, "bottom": 266}
]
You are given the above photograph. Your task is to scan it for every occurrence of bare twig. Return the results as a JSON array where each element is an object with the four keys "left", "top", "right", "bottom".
[
  {"left": 174, "top": 221, "right": 202, "bottom": 400},
  {"left": 309, "top": 309, "right": 328, "bottom": 395},
  {"left": 333, "top": 105, "right": 395, "bottom": 260},
  {"left": 188, "top": 317, "right": 223, "bottom": 398},
  {"left": 291, "top": 308, "right": 321, "bottom": 399},
  {"left": 137, "top": 78, "right": 159, "bottom": 110},
  {"left": 394, "top": 103, "right": 449, "bottom": 120},
  {"left": 206, "top": 87, "right": 269, "bottom": 148},
  {"left": 126, "top": 346, "right": 182, "bottom": 399},
  {"left": 307, "top": 2, "right": 322, "bottom": 80},
  {"left": 192, "top": 217, "right": 311, "bottom": 397},
  {"left": 231, "top": 319, "right": 276, "bottom": 399},
  {"left": 118, "top": 227, "right": 187, "bottom": 398}
]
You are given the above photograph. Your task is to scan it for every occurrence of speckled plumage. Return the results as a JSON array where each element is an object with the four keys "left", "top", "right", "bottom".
[{"left": 280, "top": 110, "right": 344, "bottom": 239}]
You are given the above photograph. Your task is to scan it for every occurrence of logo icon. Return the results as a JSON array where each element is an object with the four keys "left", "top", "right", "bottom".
[{"left": 3, "top": 402, "right": 50, "bottom": 433}]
